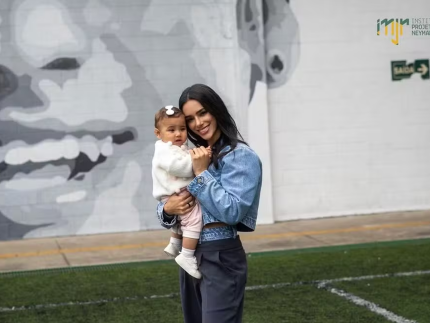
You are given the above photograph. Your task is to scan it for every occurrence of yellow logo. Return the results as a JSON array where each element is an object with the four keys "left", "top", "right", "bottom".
[{"left": 377, "top": 19, "right": 410, "bottom": 45}]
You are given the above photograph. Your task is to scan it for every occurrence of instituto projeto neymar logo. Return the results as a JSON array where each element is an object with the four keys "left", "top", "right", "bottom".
[{"left": 377, "top": 18, "right": 430, "bottom": 45}]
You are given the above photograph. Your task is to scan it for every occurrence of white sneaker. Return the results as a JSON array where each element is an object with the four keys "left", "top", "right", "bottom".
[
  {"left": 175, "top": 253, "right": 202, "bottom": 279},
  {"left": 164, "top": 243, "right": 180, "bottom": 258}
]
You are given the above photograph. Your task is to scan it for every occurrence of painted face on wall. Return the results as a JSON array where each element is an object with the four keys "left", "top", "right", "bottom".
[
  {"left": 0, "top": 0, "right": 160, "bottom": 238},
  {"left": 0, "top": 0, "right": 219, "bottom": 239},
  {"left": 0, "top": 0, "right": 299, "bottom": 240}
]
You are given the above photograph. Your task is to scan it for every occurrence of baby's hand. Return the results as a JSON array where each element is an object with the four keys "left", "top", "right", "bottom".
[{"left": 206, "top": 146, "right": 212, "bottom": 158}]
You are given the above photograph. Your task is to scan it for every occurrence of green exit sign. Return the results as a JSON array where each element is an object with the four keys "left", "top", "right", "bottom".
[{"left": 391, "top": 59, "right": 429, "bottom": 81}]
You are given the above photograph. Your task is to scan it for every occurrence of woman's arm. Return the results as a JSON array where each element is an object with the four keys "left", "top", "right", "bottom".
[
  {"left": 156, "top": 192, "right": 196, "bottom": 229},
  {"left": 157, "top": 201, "right": 177, "bottom": 229},
  {"left": 188, "top": 147, "right": 262, "bottom": 225}
]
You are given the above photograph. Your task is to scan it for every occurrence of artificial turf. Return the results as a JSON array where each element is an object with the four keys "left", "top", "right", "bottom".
[{"left": 1, "top": 238, "right": 429, "bottom": 323}]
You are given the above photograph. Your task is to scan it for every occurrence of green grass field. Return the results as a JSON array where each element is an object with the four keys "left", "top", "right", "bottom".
[{"left": 1, "top": 238, "right": 429, "bottom": 323}]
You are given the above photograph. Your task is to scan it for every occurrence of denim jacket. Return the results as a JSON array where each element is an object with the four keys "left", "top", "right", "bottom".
[{"left": 157, "top": 142, "right": 262, "bottom": 233}]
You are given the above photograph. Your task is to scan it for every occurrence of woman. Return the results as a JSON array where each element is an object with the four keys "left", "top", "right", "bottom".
[{"left": 157, "top": 84, "right": 262, "bottom": 323}]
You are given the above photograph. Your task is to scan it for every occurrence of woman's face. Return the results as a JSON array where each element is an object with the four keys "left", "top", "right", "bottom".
[{"left": 182, "top": 100, "right": 220, "bottom": 146}]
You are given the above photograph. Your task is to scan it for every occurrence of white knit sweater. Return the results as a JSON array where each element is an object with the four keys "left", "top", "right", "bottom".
[{"left": 151, "top": 140, "right": 194, "bottom": 201}]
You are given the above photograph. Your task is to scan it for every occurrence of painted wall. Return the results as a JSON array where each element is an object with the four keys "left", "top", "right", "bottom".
[
  {"left": 270, "top": 0, "right": 430, "bottom": 221},
  {"left": 1, "top": 0, "right": 428, "bottom": 241},
  {"left": 0, "top": 0, "right": 298, "bottom": 240}
]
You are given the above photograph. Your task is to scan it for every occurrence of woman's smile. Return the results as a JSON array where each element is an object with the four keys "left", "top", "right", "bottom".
[{"left": 198, "top": 125, "right": 210, "bottom": 136}]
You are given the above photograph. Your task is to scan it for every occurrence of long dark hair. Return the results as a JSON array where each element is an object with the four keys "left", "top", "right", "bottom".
[{"left": 179, "top": 84, "right": 247, "bottom": 168}]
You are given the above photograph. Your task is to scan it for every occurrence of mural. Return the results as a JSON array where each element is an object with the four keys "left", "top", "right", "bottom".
[
  {"left": 237, "top": 0, "right": 299, "bottom": 101},
  {"left": 0, "top": 0, "right": 299, "bottom": 240}
]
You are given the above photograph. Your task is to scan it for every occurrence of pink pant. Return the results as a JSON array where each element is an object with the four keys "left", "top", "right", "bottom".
[{"left": 162, "top": 190, "right": 202, "bottom": 240}]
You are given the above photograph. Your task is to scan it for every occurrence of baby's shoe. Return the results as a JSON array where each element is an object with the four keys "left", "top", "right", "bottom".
[
  {"left": 175, "top": 253, "right": 202, "bottom": 279},
  {"left": 164, "top": 243, "right": 180, "bottom": 258}
]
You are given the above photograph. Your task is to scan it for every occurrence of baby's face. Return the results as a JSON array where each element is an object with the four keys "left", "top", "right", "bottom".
[{"left": 156, "top": 116, "right": 188, "bottom": 147}]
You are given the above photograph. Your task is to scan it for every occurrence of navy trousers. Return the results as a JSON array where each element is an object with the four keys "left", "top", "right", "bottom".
[{"left": 179, "top": 236, "right": 247, "bottom": 323}]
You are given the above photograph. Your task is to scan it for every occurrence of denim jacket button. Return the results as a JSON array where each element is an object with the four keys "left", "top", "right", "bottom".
[{"left": 197, "top": 177, "right": 203, "bottom": 184}]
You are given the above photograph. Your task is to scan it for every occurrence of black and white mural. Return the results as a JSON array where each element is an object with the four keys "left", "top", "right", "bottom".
[{"left": 0, "top": 0, "right": 299, "bottom": 240}]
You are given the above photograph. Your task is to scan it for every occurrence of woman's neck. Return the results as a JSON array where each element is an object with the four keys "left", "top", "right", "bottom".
[{"left": 208, "top": 129, "right": 221, "bottom": 147}]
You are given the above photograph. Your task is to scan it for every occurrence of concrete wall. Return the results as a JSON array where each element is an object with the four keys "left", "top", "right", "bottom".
[{"left": 270, "top": 0, "right": 430, "bottom": 221}]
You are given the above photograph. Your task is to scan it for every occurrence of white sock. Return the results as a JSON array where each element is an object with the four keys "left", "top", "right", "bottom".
[
  {"left": 170, "top": 237, "right": 182, "bottom": 248},
  {"left": 181, "top": 247, "right": 195, "bottom": 258}
]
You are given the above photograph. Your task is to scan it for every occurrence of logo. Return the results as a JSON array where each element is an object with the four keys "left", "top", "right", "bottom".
[
  {"left": 391, "top": 59, "right": 429, "bottom": 81},
  {"left": 377, "top": 18, "right": 430, "bottom": 45},
  {"left": 377, "top": 19, "right": 409, "bottom": 45}
]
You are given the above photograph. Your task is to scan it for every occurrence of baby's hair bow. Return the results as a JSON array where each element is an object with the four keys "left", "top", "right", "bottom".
[{"left": 165, "top": 105, "right": 175, "bottom": 115}]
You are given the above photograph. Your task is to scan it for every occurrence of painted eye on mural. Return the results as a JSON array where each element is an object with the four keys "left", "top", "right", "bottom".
[{"left": 41, "top": 57, "right": 81, "bottom": 70}]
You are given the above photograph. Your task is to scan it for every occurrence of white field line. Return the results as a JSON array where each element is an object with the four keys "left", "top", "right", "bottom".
[
  {"left": 1, "top": 270, "right": 429, "bottom": 313},
  {"left": 244, "top": 269, "right": 430, "bottom": 291},
  {"left": 318, "top": 283, "right": 417, "bottom": 323},
  {"left": 0, "top": 293, "right": 179, "bottom": 313}
]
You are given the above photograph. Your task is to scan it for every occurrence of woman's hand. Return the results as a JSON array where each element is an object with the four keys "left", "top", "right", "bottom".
[
  {"left": 190, "top": 146, "right": 211, "bottom": 176},
  {"left": 164, "top": 191, "right": 196, "bottom": 215}
]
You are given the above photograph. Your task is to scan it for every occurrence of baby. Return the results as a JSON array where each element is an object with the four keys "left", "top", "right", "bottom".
[{"left": 152, "top": 106, "right": 210, "bottom": 279}]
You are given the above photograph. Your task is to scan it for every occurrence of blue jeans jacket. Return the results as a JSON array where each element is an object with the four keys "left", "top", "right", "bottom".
[{"left": 157, "top": 143, "right": 262, "bottom": 233}]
